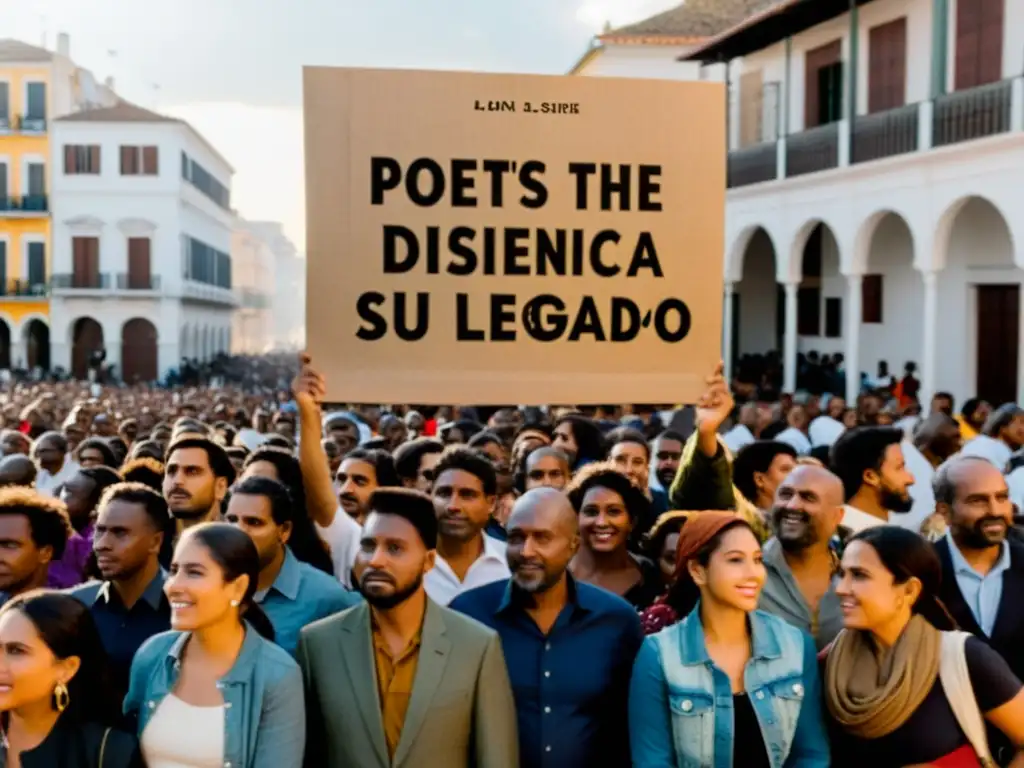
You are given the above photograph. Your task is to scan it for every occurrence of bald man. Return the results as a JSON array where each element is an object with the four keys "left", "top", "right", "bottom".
[
  {"left": 759, "top": 464, "right": 846, "bottom": 648},
  {"left": 451, "top": 488, "right": 643, "bottom": 768},
  {"left": 0, "top": 455, "right": 37, "bottom": 488}
]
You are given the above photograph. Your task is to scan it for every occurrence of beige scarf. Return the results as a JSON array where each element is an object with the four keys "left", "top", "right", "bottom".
[{"left": 825, "top": 614, "right": 941, "bottom": 739}]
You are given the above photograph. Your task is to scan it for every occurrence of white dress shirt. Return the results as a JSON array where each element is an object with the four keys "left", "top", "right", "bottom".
[
  {"left": 424, "top": 533, "right": 510, "bottom": 606},
  {"left": 842, "top": 504, "right": 887, "bottom": 533}
]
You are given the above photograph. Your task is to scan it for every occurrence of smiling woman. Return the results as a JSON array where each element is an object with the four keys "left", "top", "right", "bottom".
[
  {"left": 124, "top": 523, "right": 305, "bottom": 768},
  {"left": 0, "top": 591, "right": 142, "bottom": 767}
]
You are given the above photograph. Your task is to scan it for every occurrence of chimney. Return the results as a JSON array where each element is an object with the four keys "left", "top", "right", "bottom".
[{"left": 57, "top": 32, "right": 70, "bottom": 58}]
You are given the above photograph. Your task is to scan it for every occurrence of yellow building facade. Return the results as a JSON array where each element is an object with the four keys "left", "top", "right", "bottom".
[
  {"left": 0, "top": 54, "right": 51, "bottom": 366},
  {"left": 0, "top": 37, "right": 117, "bottom": 368}
]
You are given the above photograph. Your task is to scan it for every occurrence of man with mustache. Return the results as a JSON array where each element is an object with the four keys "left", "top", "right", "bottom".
[
  {"left": 934, "top": 456, "right": 1024, "bottom": 677},
  {"left": 452, "top": 488, "right": 643, "bottom": 768},
  {"left": 336, "top": 448, "right": 399, "bottom": 526},
  {"left": 758, "top": 465, "right": 846, "bottom": 649},
  {"left": 161, "top": 435, "right": 236, "bottom": 537},
  {"left": 830, "top": 426, "right": 915, "bottom": 535},
  {"left": 297, "top": 488, "right": 518, "bottom": 768}
]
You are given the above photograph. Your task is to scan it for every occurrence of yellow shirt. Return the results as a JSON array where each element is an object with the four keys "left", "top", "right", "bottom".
[{"left": 372, "top": 625, "right": 422, "bottom": 759}]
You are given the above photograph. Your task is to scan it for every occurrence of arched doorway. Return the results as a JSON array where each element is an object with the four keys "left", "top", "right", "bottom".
[
  {"left": 0, "top": 320, "right": 10, "bottom": 370},
  {"left": 793, "top": 221, "right": 842, "bottom": 395},
  {"left": 70, "top": 317, "right": 104, "bottom": 380},
  {"left": 939, "top": 196, "right": 1017, "bottom": 404},
  {"left": 860, "top": 213, "right": 918, "bottom": 392},
  {"left": 24, "top": 319, "right": 50, "bottom": 371},
  {"left": 121, "top": 318, "right": 158, "bottom": 384},
  {"left": 733, "top": 226, "right": 780, "bottom": 397}
]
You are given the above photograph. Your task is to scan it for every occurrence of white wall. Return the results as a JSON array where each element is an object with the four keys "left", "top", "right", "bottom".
[{"left": 575, "top": 44, "right": 703, "bottom": 80}]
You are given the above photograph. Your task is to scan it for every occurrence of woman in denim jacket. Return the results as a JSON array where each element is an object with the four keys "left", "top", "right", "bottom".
[
  {"left": 124, "top": 523, "right": 304, "bottom": 768},
  {"left": 629, "top": 512, "right": 829, "bottom": 767}
]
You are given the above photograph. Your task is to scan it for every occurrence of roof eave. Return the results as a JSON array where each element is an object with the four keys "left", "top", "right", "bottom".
[
  {"left": 679, "top": 0, "right": 798, "bottom": 61},
  {"left": 567, "top": 40, "right": 604, "bottom": 75},
  {"left": 597, "top": 34, "right": 709, "bottom": 46}
]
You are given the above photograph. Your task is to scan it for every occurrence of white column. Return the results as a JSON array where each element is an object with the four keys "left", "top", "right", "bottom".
[
  {"left": 722, "top": 282, "right": 735, "bottom": 381},
  {"left": 1012, "top": 77, "right": 1024, "bottom": 133},
  {"left": 845, "top": 274, "right": 863, "bottom": 403},
  {"left": 783, "top": 281, "right": 799, "bottom": 393},
  {"left": 921, "top": 270, "right": 939, "bottom": 406}
]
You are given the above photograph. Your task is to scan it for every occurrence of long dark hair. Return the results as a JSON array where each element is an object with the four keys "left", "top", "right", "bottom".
[
  {"left": 181, "top": 523, "right": 276, "bottom": 641},
  {"left": 0, "top": 591, "right": 120, "bottom": 726},
  {"left": 554, "top": 414, "right": 606, "bottom": 469},
  {"left": 241, "top": 447, "right": 333, "bottom": 574},
  {"left": 849, "top": 526, "right": 957, "bottom": 631},
  {"left": 664, "top": 519, "right": 754, "bottom": 618}
]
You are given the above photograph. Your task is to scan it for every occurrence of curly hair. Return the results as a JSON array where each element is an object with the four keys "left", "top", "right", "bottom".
[
  {"left": 565, "top": 461, "right": 650, "bottom": 523},
  {"left": 0, "top": 487, "right": 73, "bottom": 559}
]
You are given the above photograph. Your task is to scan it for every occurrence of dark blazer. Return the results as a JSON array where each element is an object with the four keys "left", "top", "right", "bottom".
[
  {"left": 935, "top": 536, "right": 1024, "bottom": 681},
  {"left": 19, "top": 720, "right": 142, "bottom": 768},
  {"left": 296, "top": 598, "right": 518, "bottom": 768}
]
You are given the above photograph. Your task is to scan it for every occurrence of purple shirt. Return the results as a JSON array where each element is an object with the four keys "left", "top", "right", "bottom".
[{"left": 47, "top": 522, "right": 94, "bottom": 589}]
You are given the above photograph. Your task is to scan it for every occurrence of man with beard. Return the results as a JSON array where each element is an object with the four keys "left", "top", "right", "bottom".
[
  {"left": 162, "top": 435, "right": 235, "bottom": 537},
  {"left": 429, "top": 447, "right": 510, "bottom": 605},
  {"left": 226, "top": 476, "right": 358, "bottom": 656},
  {"left": 69, "top": 483, "right": 170, "bottom": 698},
  {"left": 932, "top": 456, "right": 1024, "bottom": 764},
  {"left": 830, "top": 426, "right": 915, "bottom": 535},
  {"left": 452, "top": 488, "right": 642, "bottom": 768},
  {"left": 296, "top": 488, "right": 518, "bottom": 768},
  {"left": 934, "top": 457, "right": 1024, "bottom": 677},
  {"left": 336, "top": 448, "right": 399, "bottom": 526},
  {"left": 650, "top": 430, "right": 684, "bottom": 492},
  {"left": 758, "top": 465, "right": 846, "bottom": 649}
]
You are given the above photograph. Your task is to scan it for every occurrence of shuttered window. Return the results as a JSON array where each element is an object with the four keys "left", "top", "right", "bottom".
[
  {"left": 862, "top": 274, "right": 883, "bottom": 323},
  {"left": 868, "top": 18, "right": 907, "bottom": 112},
  {"left": 955, "top": 0, "right": 1004, "bottom": 89},
  {"left": 805, "top": 40, "right": 843, "bottom": 128}
]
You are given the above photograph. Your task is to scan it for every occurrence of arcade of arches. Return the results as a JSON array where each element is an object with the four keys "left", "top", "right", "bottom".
[{"left": 728, "top": 196, "right": 1020, "bottom": 406}]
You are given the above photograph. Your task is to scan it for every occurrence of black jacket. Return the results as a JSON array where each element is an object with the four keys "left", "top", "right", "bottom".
[{"left": 18, "top": 720, "right": 142, "bottom": 768}]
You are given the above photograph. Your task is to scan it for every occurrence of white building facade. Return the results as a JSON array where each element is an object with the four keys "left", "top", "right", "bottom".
[
  {"left": 687, "top": 0, "right": 1024, "bottom": 407},
  {"left": 231, "top": 221, "right": 274, "bottom": 354},
  {"left": 50, "top": 103, "right": 236, "bottom": 383},
  {"left": 242, "top": 220, "right": 303, "bottom": 350}
]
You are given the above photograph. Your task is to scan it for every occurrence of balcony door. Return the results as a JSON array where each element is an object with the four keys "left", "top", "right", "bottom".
[
  {"left": 72, "top": 236, "right": 100, "bottom": 288},
  {"left": 127, "top": 237, "right": 152, "bottom": 289}
]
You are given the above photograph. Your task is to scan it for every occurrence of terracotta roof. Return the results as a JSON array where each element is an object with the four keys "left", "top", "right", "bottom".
[
  {"left": 56, "top": 101, "right": 178, "bottom": 124},
  {"left": 57, "top": 101, "right": 234, "bottom": 174},
  {"left": 0, "top": 39, "right": 54, "bottom": 63},
  {"left": 602, "top": 0, "right": 778, "bottom": 41}
]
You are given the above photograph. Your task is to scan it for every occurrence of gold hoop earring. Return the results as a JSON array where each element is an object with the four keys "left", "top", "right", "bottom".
[{"left": 53, "top": 682, "right": 69, "bottom": 713}]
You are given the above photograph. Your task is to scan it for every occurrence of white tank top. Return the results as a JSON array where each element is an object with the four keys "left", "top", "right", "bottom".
[{"left": 141, "top": 693, "right": 225, "bottom": 768}]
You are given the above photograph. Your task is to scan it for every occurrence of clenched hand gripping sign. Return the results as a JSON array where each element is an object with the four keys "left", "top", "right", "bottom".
[{"left": 304, "top": 67, "right": 724, "bottom": 405}]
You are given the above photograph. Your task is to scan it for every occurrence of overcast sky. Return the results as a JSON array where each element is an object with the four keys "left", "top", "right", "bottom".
[{"left": 4, "top": 0, "right": 679, "bottom": 247}]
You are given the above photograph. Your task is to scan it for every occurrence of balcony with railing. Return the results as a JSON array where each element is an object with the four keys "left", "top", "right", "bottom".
[
  {"left": 51, "top": 273, "right": 111, "bottom": 293},
  {"left": 13, "top": 114, "right": 46, "bottom": 133},
  {"left": 183, "top": 280, "right": 238, "bottom": 307},
  {"left": 727, "top": 76, "right": 1024, "bottom": 189},
  {"left": 0, "top": 279, "right": 48, "bottom": 299},
  {"left": 0, "top": 195, "right": 49, "bottom": 217}
]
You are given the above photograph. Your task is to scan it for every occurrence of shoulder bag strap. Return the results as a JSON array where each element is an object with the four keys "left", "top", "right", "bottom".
[
  {"left": 939, "top": 631, "right": 996, "bottom": 768},
  {"left": 98, "top": 726, "right": 111, "bottom": 768}
]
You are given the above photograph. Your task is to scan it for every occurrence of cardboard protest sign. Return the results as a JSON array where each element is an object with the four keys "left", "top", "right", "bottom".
[{"left": 304, "top": 67, "right": 724, "bottom": 405}]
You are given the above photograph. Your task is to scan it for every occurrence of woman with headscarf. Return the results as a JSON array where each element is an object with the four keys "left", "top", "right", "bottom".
[{"left": 629, "top": 511, "right": 828, "bottom": 767}]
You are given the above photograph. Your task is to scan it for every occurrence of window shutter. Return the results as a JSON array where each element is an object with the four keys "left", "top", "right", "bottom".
[
  {"left": 142, "top": 146, "right": 159, "bottom": 175},
  {"left": 89, "top": 146, "right": 101, "bottom": 173},
  {"left": 64, "top": 145, "right": 76, "bottom": 174}
]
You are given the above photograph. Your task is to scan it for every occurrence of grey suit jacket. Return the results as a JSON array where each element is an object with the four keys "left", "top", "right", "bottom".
[{"left": 296, "top": 597, "right": 518, "bottom": 768}]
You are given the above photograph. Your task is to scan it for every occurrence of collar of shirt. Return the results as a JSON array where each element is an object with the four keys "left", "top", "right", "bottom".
[
  {"left": 254, "top": 548, "right": 301, "bottom": 603},
  {"left": 99, "top": 568, "right": 167, "bottom": 611},
  {"left": 495, "top": 572, "right": 593, "bottom": 621},
  {"left": 842, "top": 504, "right": 887, "bottom": 532},
  {"left": 945, "top": 529, "right": 1011, "bottom": 579},
  {"left": 426, "top": 533, "right": 510, "bottom": 604}
]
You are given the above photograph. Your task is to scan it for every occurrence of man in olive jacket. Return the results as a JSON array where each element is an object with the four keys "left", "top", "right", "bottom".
[{"left": 296, "top": 487, "right": 518, "bottom": 768}]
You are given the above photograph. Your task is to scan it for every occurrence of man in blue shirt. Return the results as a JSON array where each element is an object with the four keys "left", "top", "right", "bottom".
[
  {"left": 226, "top": 476, "right": 359, "bottom": 655},
  {"left": 69, "top": 483, "right": 171, "bottom": 700},
  {"left": 452, "top": 487, "right": 643, "bottom": 768}
]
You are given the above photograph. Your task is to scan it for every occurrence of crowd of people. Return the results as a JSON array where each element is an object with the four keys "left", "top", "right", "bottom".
[{"left": 0, "top": 352, "right": 1019, "bottom": 766}]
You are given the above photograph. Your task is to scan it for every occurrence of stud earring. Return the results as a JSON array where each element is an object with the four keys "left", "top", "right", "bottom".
[{"left": 230, "top": 599, "right": 240, "bottom": 607}]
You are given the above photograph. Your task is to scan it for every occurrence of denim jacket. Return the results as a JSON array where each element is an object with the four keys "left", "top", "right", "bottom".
[
  {"left": 629, "top": 607, "right": 829, "bottom": 768},
  {"left": 124, "top": 624, "right": 305, "bottom": 768}
]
